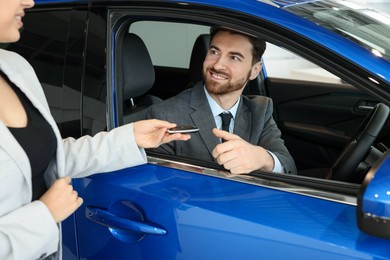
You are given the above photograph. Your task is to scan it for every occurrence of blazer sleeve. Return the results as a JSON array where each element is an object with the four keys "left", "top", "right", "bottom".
[
  {"left": 0, "top": 201, "right": 59, "bottom": 260},
  {"left": 145, "top": 103, "right": 177, "bottom": 155},
  {"left": 61, "top": 123, "right": 147, "bottom": 178},
  {"left": 256, "top": 99, "right": 297, "bottom": 174},
  {"left": 0, "top": 50, "right": 148, "bottom": 259}
]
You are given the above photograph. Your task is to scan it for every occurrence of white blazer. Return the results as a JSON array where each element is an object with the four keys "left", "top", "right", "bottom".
[{"left": 0, "top": 49, "right": 147, "bottom": 260}]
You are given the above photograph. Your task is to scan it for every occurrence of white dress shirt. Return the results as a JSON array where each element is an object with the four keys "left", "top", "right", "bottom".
[{"left": 204, "top": 86, "right": 284, "bottom": 173}]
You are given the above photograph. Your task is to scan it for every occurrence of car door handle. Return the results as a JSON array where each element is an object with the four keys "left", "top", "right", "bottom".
[
  {"left": 356, "top": 101, "right": 378, "bottom": 112},
  {"left": 358, "top": 105, "right": 374, "bottom": 110},
  {"left": 86, "top": 206, "right": 167, "bottom": 235}
]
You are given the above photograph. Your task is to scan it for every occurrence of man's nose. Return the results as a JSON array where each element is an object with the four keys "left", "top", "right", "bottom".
[{"left": 213, "top": 56, "right": 227, "bottom": 70}]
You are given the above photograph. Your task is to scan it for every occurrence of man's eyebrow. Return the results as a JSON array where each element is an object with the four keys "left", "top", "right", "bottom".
[
  {"left": 209, "top": 45, "right": 246, "bottom": 59},
  {"left": 209, "top": 45, "right": 219, "bottom": 51},
  {"left": 230, "top": 51, "right": 245, "bottom": 59}
]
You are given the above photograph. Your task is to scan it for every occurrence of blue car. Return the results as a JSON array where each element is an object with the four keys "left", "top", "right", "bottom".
[{"left": 5, "top": 0, "right": 390, "bottom": 258}]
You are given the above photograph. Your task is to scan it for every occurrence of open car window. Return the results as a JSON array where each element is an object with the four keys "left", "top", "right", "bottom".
[
  {"left": 114, "top": 17, "right": 389, "bottom": 188},
  {"left": 263, "top": 43, "right": 342, "bottom": 84},
  {"left": 130, "top": 21, "right": 209, "bottom": 69}
]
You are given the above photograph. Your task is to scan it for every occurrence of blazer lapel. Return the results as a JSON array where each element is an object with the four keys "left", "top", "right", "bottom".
[
  {"left": 0, "top": 123, "right": 32, "bottom": 194},
  {"left": 0, "top": 49, "right": 64, "bottom": 179},
  {"left": 189, "top": 83, "right": 220, "bottom": 157}
]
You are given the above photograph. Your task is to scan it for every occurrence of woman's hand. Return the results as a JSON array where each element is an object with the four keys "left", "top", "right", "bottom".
[
  {"left": 133, "top": 119, "right": 191, "bottom": 148},
  {"left": 39, "top": 176, "right": 83, "bottom": 223}
]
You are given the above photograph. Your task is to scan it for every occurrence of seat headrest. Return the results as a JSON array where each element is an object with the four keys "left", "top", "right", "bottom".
[
  {"left": 122, "top": 33, "right": 155, "bottom": 100},
  {"left": 188, "top": 34, "right": 210, "bottom": 84}
]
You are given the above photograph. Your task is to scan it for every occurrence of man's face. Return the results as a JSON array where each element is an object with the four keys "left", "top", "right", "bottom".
[{"left": 202, "top": 30, "right": 261, "bottom": 95}]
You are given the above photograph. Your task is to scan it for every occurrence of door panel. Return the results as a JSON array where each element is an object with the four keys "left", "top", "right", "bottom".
[
  {"left": 265, "top": 77, "right": 383, "bottom": 171},
  {"left": 72, "top": 163, "right": 380, "bottom": 260}
]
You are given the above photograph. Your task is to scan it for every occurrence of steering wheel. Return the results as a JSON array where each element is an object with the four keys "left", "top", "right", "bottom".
[{"left": 331, "top": 103, "right": 389, "bottom": 182}]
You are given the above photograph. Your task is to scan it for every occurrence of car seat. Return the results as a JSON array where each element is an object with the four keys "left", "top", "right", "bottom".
[
  {"left": 120, "top": 33, "right": 162, "bottom": 124},
  {"left": 187, "top": 34, "right": 210, "bottom": 88}
]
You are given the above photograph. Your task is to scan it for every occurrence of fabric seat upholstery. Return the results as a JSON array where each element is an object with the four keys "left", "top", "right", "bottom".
[
  {"left": 121, "top": 33, "right": 162, "bottom": 123},
  {"left": 187, "top": 34, "right": 210, "bottom": 88}
]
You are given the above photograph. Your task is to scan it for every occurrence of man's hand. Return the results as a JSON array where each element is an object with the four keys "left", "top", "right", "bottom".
[
  {"left": 212, "top": 128, "right": 274, "bottom": 174},
  {"left": 133, "top": 119, "right": 191, "bottom": 148},
  {"left": 39, "top": 176, "right": 83, "bottom": 223}
]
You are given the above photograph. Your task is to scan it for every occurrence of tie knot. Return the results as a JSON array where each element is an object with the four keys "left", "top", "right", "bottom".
[{"left": 220, "top": 112, "right": 232, "bottom": 132}]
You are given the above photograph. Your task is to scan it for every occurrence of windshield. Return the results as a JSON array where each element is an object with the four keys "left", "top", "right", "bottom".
[{"left": 283, "top": 0, "right": 390, "bottom": 61}]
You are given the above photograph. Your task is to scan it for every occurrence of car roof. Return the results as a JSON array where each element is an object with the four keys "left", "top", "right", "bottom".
[
  {"left": 32, "top": 0, "right": 390, "bottom": 86},
  {"left": 34, "top": 0, "right": 314, "bottom": 7}
]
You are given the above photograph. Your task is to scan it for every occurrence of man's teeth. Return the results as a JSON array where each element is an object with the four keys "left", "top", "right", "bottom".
[{"left": 212, "top": 73, "right": 226, "bottom": 79}]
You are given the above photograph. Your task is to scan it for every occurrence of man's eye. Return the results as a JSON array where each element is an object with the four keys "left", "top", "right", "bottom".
[{"left": 231, "top": 56, "right": 241, "bottom": 61}]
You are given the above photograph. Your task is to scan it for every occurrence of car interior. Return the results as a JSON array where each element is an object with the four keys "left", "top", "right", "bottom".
[{"left": 111, "top": 19, "right": 390, "bottom": 185}]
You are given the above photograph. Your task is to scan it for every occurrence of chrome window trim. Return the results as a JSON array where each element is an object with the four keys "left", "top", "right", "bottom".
[{"left": 148, "top": 156, "right": 357, "bottom": 206}]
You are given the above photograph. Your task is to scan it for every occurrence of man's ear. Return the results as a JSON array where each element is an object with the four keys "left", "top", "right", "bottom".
[{"left": 249, "top": 62, "right": 262, "bottom": 80}]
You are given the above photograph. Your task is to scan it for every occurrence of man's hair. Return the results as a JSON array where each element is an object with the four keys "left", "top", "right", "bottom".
[{"left": 209, "top": 25, "right": 266, "bottom": 65}]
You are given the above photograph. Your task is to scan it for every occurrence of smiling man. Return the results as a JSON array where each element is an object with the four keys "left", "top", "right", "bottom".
[{"left": 147, "top": 26, "right": 297, "bottom": 175}]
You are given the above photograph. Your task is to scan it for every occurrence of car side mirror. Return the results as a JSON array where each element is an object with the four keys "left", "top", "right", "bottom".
[{"left": 357, "top": 151, "right": 390, "bottom": 238}]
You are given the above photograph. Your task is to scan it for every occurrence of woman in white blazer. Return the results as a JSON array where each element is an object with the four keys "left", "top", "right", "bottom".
[{"left": 0, "top": 0, "right": 190, "bottom": 259}]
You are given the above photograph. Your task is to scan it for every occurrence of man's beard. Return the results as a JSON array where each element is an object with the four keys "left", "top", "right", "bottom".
[{"left": 203, "top": 68, "right": 251, "bottom": 95}]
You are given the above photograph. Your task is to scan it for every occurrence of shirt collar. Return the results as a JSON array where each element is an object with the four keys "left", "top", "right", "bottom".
[{"left": 203, "top": 86, "right": 240, "bottom": 119}]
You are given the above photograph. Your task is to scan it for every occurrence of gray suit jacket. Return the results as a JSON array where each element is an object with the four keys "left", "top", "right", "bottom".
[
  {"left": 147, "top": 82, "right": 297, "bottom": 174},
  {"left": 0, "top": 49, "right": 147, "bottom": 260}
]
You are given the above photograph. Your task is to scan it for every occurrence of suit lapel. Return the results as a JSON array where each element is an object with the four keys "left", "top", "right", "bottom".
[
  {"left": 189, "top": 84, "right": 220, "bottom": 157},
  {"left": 234, "top": 97, "right": 251, "bottom": 142}
]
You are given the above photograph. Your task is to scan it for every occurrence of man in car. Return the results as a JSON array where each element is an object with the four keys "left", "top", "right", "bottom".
[{"left": 147, "top": 25, "right": 297, "bottom": 175}]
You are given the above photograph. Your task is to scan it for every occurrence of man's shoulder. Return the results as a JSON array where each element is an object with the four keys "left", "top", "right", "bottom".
[
  {"left": 156, "top": 83, "right": 203, "bottom": 106},
  {"left": 242, "top": 94, "right": 272, "bottom": 106},
  {"left": 159, "top": 88, "right": 192, "bottom": 106},
  {"left": 148, "top": 84, "right": 196, "bottom": 113},
  {"left": 240, "top": 95, "right": 273, "bottom": 117}
]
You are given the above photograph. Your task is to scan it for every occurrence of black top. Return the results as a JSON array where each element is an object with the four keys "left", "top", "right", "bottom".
[{"left": 1, "top": 71, "right": 57, "bottom": 201}]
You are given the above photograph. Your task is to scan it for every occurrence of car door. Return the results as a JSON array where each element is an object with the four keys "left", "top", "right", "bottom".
[
  {"left": 72, "top": 159, "right": 387, "bottom": 260},
  {"left": 69, "top": 3, "right": 390, "bottom": 259}
]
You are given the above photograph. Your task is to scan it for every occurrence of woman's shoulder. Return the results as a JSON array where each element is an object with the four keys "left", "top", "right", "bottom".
[
  {"left": 0, "top": 49, "right": 32, "bottom": 74},
  {"left": 0, "top": 49, "right": 28, "bottom": 62}
]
